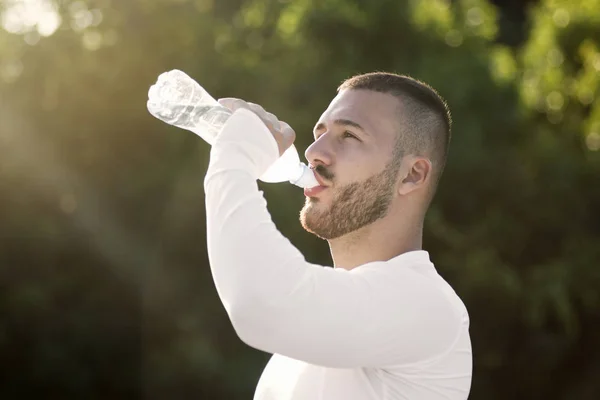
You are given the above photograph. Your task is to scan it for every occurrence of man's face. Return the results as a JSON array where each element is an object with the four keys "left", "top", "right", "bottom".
[{"left": 300, "top": 89, "right": 403, "bottom": 240}]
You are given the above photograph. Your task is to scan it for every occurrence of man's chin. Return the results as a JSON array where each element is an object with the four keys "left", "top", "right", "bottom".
[
  {"left": 301, "top": 200, "right": 326, "bottom": 218},
  {"left": 300, "top": 206, "right": 322, "bottom": 234},
  {"left": 300, "top": 221, "right": 328, "bottom": 240}
]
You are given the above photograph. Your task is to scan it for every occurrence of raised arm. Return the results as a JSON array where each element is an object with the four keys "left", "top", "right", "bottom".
[{"left": 203, "top": 108, "right": 462, "bottom": 368}]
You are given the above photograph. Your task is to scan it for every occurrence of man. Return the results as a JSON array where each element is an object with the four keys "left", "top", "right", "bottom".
[{"left": 204, "top": 72, "right": 472, "bottom": 399}]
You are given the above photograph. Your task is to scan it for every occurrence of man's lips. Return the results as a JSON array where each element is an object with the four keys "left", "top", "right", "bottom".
[{"left": 304, "top": 185, "right": 327, "bottom": 197}]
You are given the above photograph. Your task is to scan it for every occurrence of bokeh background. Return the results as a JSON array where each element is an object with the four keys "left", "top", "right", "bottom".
[{"left": 1, "top": 0, "right": 599, "bottom": 398}]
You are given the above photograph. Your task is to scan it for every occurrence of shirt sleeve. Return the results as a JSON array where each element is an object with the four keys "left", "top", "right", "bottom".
[{"left": 203, "top": 108, "right": 463, "bottom": 368}]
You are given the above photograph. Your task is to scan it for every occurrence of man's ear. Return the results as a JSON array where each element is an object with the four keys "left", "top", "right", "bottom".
[{"left": 397, "top": 156, "right": 432, "bottom": 196}]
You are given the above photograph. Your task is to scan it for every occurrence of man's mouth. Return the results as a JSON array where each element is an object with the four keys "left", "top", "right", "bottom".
[
  {"left": 304, "top": 169, "right": 330, "bottom": 197},
  {"left": 304, "top": 185, "right": 327, "bottom": 197}
]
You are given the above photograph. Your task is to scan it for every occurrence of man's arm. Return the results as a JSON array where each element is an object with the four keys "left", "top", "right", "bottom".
[{"left": 203, "top": 108, "right": 462, "bottom": 368}]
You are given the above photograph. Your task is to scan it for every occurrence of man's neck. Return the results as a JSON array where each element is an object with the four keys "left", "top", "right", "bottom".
[{"left": 327, "top": 217, "right": 423, "bottom": 270}]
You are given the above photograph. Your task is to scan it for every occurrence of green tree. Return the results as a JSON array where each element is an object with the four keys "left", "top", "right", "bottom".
[{"left": 0, "top": 0, "right": 598, "bottom": 398}]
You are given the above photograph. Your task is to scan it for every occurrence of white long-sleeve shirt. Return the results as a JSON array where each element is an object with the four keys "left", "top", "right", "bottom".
[{"left": 203, "top": 108, "right": 472, "bottom": 400}]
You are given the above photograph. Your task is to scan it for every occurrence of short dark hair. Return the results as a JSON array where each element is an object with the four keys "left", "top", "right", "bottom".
[{"left": 337, "top": 72, "right": 452, "bottom": 195}]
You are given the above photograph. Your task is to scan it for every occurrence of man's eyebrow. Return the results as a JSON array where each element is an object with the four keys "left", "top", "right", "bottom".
[{"left": 313, "top": 119, "right": 367, "bottom": 134}]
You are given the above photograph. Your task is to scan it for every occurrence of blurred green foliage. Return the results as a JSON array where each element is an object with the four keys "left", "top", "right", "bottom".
[{"left": 0, "top": 0, "right": 599, "bottom": 398}]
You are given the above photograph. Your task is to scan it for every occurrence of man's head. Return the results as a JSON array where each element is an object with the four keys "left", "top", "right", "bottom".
[{"left": 300, "top": 72, "right": 451, "bottom": 240}]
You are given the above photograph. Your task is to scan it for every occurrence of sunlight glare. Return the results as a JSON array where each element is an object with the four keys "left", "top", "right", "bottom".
[{"left": 1, "top": 0, "right": 62, "bottom": 37}]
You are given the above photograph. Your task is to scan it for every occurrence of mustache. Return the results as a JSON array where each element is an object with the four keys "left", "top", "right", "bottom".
[{"left": 314, "top": 164, "right": 334, "bottom": 181}]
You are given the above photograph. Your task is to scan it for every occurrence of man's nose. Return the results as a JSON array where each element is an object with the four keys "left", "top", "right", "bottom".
[{"left": 305, "top": 134, "right": 334, "bottom": 168}]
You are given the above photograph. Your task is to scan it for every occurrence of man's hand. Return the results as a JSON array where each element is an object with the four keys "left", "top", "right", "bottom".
[{"left": 218, "top": 98, "right": 296, "bottom": 157}]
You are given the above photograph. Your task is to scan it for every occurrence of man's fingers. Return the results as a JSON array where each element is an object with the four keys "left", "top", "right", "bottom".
[
  {"left": 216, "top": 98, "right": 294, "bottom": 155},
  {"left": 247, "top": 102, "right": 265, "bottom": 113},
  {"left": 218, "top": 99, "right": 280, "bottom": 130},
  {"left": 266, "top": 112, "right": 281, "bottom": 131},
  {"left": 279, "top": 121, "right": 296, "bottom": 149},
  {"left": 244, "top": 102, "right": 280, "bottom": 132},
  {"left": 247, "top": 102, "right": 280, "bottom": 130},
  {"left": 218, "top": 97, "right": 244, "bottom": 111}
]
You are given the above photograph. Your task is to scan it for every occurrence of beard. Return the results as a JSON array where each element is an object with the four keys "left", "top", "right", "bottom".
[{"left": 299, "top": 160, "right": 400, "bottom": 240}]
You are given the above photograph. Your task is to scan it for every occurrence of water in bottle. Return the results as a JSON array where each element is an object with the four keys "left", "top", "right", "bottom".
[{"left": 147, "top": 70, "right": 318, "bottom": 188}]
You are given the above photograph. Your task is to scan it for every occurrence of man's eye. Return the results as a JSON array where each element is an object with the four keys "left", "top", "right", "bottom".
[{"left": 342, "top": 131, "right": 357, "bottom": 139}]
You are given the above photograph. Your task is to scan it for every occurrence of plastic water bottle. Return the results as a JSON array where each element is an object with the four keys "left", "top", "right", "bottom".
[{"left": 146, "top": 69, "right": 318, "bottom": 188}]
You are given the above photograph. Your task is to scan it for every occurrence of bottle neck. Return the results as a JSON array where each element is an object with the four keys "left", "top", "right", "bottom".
[{"left": 290, "top": 163, "right": 319, "bottom": 188}]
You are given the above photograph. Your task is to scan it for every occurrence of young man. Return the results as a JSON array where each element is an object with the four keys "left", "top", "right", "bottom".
[{"left": 204, "top": 72, "right": 472, "bottom": 399}]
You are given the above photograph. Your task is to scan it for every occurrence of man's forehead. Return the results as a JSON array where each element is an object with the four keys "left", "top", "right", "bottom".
[{"left": 316, "top": 90, "right": 401, "bottom": 132}]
